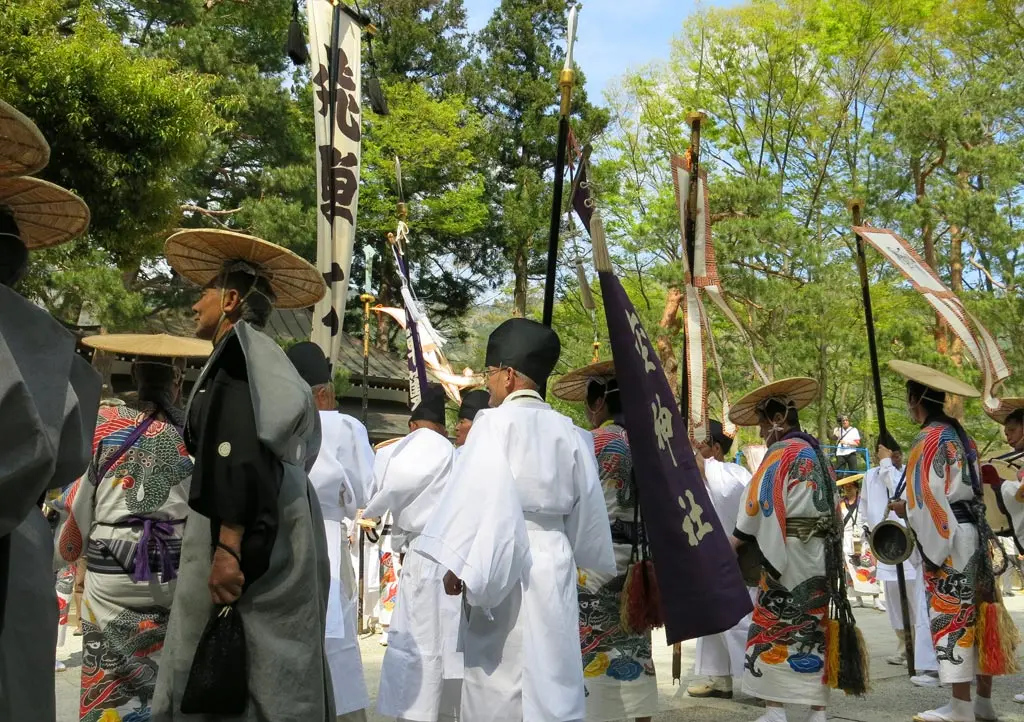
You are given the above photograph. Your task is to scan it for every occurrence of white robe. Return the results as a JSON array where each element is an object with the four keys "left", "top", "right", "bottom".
[
  {"left": 416, "top": 390, "right": 615, "bottom": 722},
  {"left": 861, "top": 461, "right": 938, "bottom": 672},
  {"left": 694, "top": 459, "right": 754, "bottom": 678},
  {"left": 364, "top": 429, "right": 459, "bottom": 721},
  {"left": 308, "top": 411, "right": 374, "bottom": 716}
]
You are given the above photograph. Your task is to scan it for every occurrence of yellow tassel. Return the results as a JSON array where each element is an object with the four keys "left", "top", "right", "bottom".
[
  {"left": 824, "top": 618, "right": 840, "bottom": 688},
  {"left": 619, "top": 564, "right": 635, "bottom": 634}
]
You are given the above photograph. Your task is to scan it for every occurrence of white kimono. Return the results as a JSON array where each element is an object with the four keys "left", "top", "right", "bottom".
[
  {"left": 905, "top": 422, "right": 979, "bottom": 685},
  {"left": 862, "top": 461, "right": 938, "bottom": 672},
  {"left": 363, "top": 429, "right": 459, "bottom": 721},
  {"left": 308, "top": 411, "right": 374, "bottom": 716},
  {"left": 694, "top": 458, "right": 755, "bottom": 679},
  {"left": 416, "top": 390, "right": 616, "bottom": 722}
]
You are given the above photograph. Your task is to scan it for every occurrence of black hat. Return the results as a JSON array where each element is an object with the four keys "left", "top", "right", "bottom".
[
  {"left": 458, "top": 389, "right": 490, "bottom": 421},
  {"left": 286, "top": 342, "right": 331, "bottom": 387},
  {"left": 485, "top": 318, "right": 561, "bottom": 386},
  {"left": 410, "top": 383, "right": 447, "bottom": 425},
  {"left": 708, "top": 419, "right": 733, "bottom": 455}
]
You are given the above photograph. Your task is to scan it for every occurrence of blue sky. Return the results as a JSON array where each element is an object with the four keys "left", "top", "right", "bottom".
[{"left": 461, "top": 0, "right": 735, "bottom": 104}]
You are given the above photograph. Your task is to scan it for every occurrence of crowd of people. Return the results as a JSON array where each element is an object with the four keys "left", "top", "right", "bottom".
[{"left": 4, "top": 95, "right": 1024, "bottom": 722}]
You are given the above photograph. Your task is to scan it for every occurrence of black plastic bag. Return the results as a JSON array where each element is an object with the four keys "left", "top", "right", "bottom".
[{"left": 180, "top": 605, "right": 247, "bottom": 714}]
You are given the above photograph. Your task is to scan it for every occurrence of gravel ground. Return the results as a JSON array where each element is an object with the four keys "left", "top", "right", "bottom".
[{"left": 55, "top": 591, "right": 1024, "bottom": 721}]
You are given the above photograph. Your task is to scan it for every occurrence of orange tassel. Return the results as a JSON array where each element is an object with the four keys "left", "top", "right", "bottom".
[{"left": 977, "top": 601, "right": 1020, "bottom": 676}]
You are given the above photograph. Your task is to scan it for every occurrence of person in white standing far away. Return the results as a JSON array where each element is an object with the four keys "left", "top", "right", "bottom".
[
  {"left": 860, "top": 435, "right": 940, "bottom": 689},
  {"left": 415, "top": 318, "right": 616, "bottom": 722},
  {"left": 688, "top": 419, "right": 756, "bottom": 701},
  {"left": 286, "top": 341, "right": 374, "bottom": 722}
]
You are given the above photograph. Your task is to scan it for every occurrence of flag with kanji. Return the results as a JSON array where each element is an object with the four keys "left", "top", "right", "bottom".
[{"left": 590, "top": 211, "right": 753, "bottom": 644}]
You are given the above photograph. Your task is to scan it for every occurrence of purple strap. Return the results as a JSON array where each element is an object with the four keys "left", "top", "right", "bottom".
[
  {"left": 128, "top": 516, "right": 185, "bottom": 583},
  {"left": 94, "top": 415, "right": 157, "bottom": 484}
]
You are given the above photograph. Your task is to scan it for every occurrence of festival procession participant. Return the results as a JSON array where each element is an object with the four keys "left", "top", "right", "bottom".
[
  {"left": 729, "top": 378, "right": 867, "bottom": 722},
  {"left": 888, "top": 360, "right": 1009, "bottom": 722},
  {"left": 416, "top": 318, "right": 616, "bottom": 722},
  {"left": 56, "top": 334, "right": 209, "bottom": 721},
  {"left": 860, "top": 437, "right": 941, "bottom": 686},
  {"left": 454, "top": 389, "right": 490, "bottom": 449},
  {"left": 286, "top": 341, "right": 374, "bottom": 722},
  {"left": 978, "top": 397, "right": 1024, "bottom": 704},
  {"left": 0, "top": 98, "right": 101, "bottom": 722},
  {"left": 152, "top": 229, "right": 334, "bottom": 721},
  {"left": 551, "top": 361, "right": 659, "bottom": 722},
  {"left": 361, "top": 383, "right": 462, "bottom": 722},
  {"left": 688, "top": 419, "right": 755, "bottom": 701},
  {"left": 837, "top": 474, "right": 885, "bottom": 611}
]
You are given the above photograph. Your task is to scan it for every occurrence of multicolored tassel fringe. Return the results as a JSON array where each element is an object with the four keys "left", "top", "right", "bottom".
[
  {"left": 619, "top": 559, "right": 664, "bottom": 634},
  {"left": 976, "top": 600, "right": 1020, "bottom": 676}
]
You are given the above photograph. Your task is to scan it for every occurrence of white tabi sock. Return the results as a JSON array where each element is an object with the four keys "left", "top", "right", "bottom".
[
  {"left": 808, "top": 710, "right": 827, "bottom": 722},
  {"left": 974, "top": 694, "right": 997, "bottom": 721},
  {"left": 753, "top": 706, "right": 787, "bottom": 722}
]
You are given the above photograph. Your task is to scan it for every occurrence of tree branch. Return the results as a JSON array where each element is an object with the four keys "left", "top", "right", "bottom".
[{"left": 969, "top": 257, "right": 1006, "bottom": 290}]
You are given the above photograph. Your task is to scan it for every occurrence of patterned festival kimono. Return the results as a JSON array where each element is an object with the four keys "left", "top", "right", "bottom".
[
  {"left": 905, "top": 421, "right": 981, "bottom": 685},
  {"left": 840, "top": 496, "right": 880, "bottom": 598},
  {"left": 58, "top": 404, "right": 194, "bottom": 722},
  {"left": 377, "top": 513, "right": 401, "bottom": 628},
  {"left": 734, "top": 435, "right": 836, "bottom": 706},
  {"left": 578, "top": 423, "right": 658, "bottom": 722}
]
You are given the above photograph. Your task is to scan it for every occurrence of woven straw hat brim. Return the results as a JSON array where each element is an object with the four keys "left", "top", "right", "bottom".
[
  {"left": 0, "top": 176, "right": 89, "bottom": 249},
  {"left": 729, "top": 377, "right": 819, "bottom": 427},
  {"left": 164, "top": 229, "right": 326, "bottom": 310},
  {"left": 0, "top": 100, "right": 49, "bottom": 177},
  {"left": 836, "top": 473, "right": 866, "bottom": 487},
  {"left": 985, "top": 397, "right": 1024, "bottom": 425},
  {"left": 82, "top": 334, "right": 212, "bottom": 359},
  {"left": 888, "top": 360, "right": 980, "bottom": 399},
  {"left": 551, "top": 360, "right": 616, "bottom": 402}
]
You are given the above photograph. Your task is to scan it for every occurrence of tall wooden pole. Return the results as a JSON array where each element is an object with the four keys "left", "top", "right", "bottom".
[
  {"left": 850, "top": 200, "right": 913, "bottom": 677},
  {"left": 542, "top": 5, "right": 579, "bottom": 328}
]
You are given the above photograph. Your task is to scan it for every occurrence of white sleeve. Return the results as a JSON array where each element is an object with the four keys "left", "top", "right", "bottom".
[{"left": 565, "top": 426, "right": 616, "bottom": 574}]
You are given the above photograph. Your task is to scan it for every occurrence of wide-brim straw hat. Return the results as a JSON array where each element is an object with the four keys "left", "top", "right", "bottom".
[
  {"left": 985, "top": 397, "right": 1024, "bottom": 425},
  {"left": 551, "top": 360, "right": 615, "bottom": 402},
  {"left": 0, "top": 176, "right": 89, "bottom": 249},
  {"left": 729, "top": 377, "right": 819, "bottom": 427},
  {"left": 164, "top": 229, "right": 326, "bottom": 310},
  {"left": 888, "top": 360, "right": 980, "bottom": 399},
  {"left": 836, "top": 473, "right": 866, "bottom": 487},
  {"left": 82, "top": 334, "right": 212, "bottom": 359},
  {"left": 0, "top": 99, "right": 49, "bottom": 177}
]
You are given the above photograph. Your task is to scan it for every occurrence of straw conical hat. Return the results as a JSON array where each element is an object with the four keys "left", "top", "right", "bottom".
[
  {"left": 0, "top": 100, "right": 49, "bottom": 177},
  {"left": 888, "top": 360, "right": 980, "bottom": 398},
  {"left": 82, "top": 334, "right": 212, "bottom": 359},
  {"left": 836, "top": 473, "right": 866, "bottom": 487},
  {"left": 0, "top": 176, "right": 89, "bottom": 249},
  {"left": 985, "top": 397, "right": 1024, "bottom": 425},
  {"left": 729, "top": 377, "right": 819, "bottom": 427},
  {"left": 551, "top": 360, "right": 615, "bottom": 402},
  {"left": 164, "top": 229, "right": 326, "bottom": 310}
]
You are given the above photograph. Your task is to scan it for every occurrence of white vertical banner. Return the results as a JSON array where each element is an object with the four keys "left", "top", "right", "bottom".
[{"left": 308, "top": 0, "right": 362, "bottom": 367}]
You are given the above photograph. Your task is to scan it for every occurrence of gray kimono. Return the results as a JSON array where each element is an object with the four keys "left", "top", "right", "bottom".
[
  {"left": 152, "top": 321, "right": 335, "bottom": 721},
  {"left": 0, "top": 285, "right": 101, "bottom": 722}
]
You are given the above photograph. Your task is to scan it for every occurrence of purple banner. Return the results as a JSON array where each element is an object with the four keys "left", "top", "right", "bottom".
[{"left": 600, "top": 270, "right": 753, "bottom": 644}]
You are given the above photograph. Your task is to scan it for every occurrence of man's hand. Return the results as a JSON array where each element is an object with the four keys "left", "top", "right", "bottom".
[
  {"left": 209, "top": 545, "right": 245, "bottom": 604},
  {"left": 887, "top": 499, "right": 907, "bottom": 519},
  {"left": 877, "top": 444, "right": 893, "bottom": 461},
  {"left": 443, "top": 570, "right": 463, "bottom": 596}
]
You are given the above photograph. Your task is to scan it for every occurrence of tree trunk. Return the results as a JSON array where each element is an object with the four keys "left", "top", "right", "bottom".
[
  {"left": 948, "top": 221, "right": 964, "bottom": 365},
  {"left": 656, "top": 285, "right": 683, "bottom": 399},
  {"left": 512, "top": 243, "right": 528, "bottom": 317},
  {"left": 915, "top": 157, "right": 948, "bottom": 354}
]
